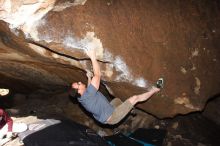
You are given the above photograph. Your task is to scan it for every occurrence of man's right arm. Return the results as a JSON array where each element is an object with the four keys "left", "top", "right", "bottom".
[{"left": 86, "top": 49, "right": 101, "bottom": 90}]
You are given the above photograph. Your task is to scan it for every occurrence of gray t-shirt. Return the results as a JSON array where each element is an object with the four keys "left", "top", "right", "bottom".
[{"left": 78, "top": 84, "right": 114, "bottom": 123}]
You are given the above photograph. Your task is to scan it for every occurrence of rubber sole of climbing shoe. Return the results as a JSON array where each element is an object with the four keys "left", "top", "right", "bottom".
[{"left": 156, "top": 78, "right": 164, "bottom": 89}]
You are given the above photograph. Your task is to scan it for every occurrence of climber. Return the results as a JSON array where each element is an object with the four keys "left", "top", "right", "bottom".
[
  {"left": 69, "top": 48, "right": 163, "bottom": 125},
  {"left": 0, "top": 108, "right": 27, "bottom": 146}
]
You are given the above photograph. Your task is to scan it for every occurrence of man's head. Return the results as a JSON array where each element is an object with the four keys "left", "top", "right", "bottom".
[{"left": 69, "top": 82, "right": 86, "bottom": 98}]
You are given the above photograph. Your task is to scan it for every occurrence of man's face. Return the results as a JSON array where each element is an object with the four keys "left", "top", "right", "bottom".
[{"left": 72, "top": 82, "right": 86, "bottom": 93}]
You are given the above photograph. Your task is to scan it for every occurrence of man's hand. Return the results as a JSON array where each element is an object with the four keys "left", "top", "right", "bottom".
[
  {"left": 86, "top": 70, "right": 93, "bottom": 79},
  {"left": 86, "top": 48, "right": 96, "bottom": 60},
  {"left": 86, "top": 70, "right": 93, "bottom": 86}
]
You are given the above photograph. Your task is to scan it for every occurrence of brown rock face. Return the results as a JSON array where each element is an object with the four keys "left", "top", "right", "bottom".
[{"left": 0, "top": 0, "right": 220, "bottom": 118}]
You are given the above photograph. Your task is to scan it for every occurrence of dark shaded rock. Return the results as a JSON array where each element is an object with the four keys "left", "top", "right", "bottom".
[
  {"left": 203, "top": 95, "right": 220, "bottom": 125},
  {"left": 151, "top": 113, "right": 220, "bottom": 146}
]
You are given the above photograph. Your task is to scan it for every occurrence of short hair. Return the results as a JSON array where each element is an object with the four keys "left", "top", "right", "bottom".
[{"left": 69, "top": 88, "right": 81, "bottom": 98}]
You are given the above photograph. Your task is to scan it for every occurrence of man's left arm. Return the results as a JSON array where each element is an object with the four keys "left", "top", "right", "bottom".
[
  {"left": 86, "top": 71, "right": 93, "bottom": 86},
  {"left": 86, "top": 49, "right": 101, "bottom": 90}
]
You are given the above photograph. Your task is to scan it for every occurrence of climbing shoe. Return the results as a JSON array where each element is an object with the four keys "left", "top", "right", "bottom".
[{"left": 156, "top": 78, "right": 164, "bottom": 89}]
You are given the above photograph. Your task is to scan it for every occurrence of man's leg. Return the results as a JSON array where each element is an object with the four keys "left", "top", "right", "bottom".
[
  {"left": 110, "top": 98, "right": 123, "bottom": 108},
  {"left": 106, "top": 86, "right": 160, "bottom": 125},
  {"left": 128, "top": 86, "right": 160, "bottom": 104},
  {"left": 106, "top": 99, "right": 133, "bottom": 125}
]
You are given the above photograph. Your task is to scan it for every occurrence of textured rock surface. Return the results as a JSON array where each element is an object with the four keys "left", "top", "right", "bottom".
[
  {"left": 203, "top": 96, "right": 220, "bottom": 125},
  {"left": 0, "top": 0, "right": 220, "bottom": 118},
  {"left": 151, "top": 113, "right": 220, "bottom": 146}
]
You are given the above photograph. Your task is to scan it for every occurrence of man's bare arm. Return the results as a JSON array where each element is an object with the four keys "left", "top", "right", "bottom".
[
  {"left": 86, "top": 49, "right": 101, "bottom": 90},
  {"left": 86, "top": 71, "right": 92, "bottom": 86}
]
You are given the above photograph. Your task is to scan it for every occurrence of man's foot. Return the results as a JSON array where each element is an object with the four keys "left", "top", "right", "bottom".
[{"left": 156, "top": 78, "right": 164, "bottom": 89}]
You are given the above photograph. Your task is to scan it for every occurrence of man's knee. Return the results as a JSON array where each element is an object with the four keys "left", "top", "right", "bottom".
[
  {"left": 110, "top": 98, "right": 123, "bottom": 108},
  {"left": 106, "top": 116, "right": 120, "bottom": 125},
  {"left": 131, "top": 95, "right": 138, "bottom": 99}
]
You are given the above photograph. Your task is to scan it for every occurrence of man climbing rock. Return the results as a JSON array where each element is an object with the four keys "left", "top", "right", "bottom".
[{"left": 70, "top": 48, "right": 163, "bottom": 125}]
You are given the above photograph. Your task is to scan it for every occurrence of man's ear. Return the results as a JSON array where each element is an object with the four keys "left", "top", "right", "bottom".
[
  {"left": 69, "top": 87, "right": 81, "bottom": 98},
  {"left": 69, "top": 88, "right": 77, "bottom": 97}
]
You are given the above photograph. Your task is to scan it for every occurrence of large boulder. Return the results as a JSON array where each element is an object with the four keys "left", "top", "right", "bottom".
[{"left": 0, "top": 0, "right": 220, "bottom": 118}]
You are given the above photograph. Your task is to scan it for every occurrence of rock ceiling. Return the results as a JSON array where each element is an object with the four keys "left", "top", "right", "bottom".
[{"left": 0, "top": 0, "right": 220, "bottom": 118}]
